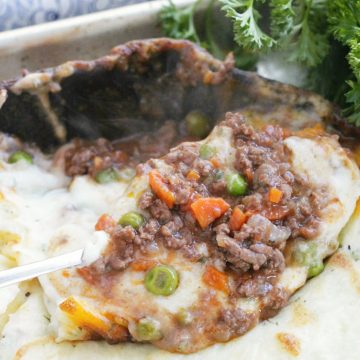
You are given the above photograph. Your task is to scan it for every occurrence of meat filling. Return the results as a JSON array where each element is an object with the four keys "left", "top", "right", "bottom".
[
  {"left": 91, "top": 112, "right": 326, "bottom": 293},
  {"left": 63, "top": 121, "right": 199, "bottom": 178},
  {"left": 81, "top": 112, "right": 329, "bottom": 350}
]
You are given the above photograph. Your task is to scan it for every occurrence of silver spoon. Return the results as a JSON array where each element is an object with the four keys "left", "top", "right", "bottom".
[{"left": 0, "top": 248, "right": 84, "bottom": 288}]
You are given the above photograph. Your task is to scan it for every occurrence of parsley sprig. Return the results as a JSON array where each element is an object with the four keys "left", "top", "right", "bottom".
[
  {"left": 160, "top": 0, "right": 202, "bottom": 43},
  {"left": 328, "top": 1, "right": 360, "bottom": 126},
  {"left": 160, "top": 0, "right": 360, "bottom": 127},
  {"left": 222, "top": 0, "right": 276, "bottom": 50}
]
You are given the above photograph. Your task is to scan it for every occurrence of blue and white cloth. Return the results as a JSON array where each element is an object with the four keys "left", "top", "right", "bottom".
[{"left": 0, "top": 0, "right": 148, "bottom": 32}]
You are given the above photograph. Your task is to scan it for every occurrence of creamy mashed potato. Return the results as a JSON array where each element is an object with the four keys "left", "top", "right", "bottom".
[{"left": 0, "top": 136, "right": 131, "bottom": 359}]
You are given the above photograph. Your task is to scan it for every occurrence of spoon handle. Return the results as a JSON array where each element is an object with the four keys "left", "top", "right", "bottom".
[{"left": 0, "top": 249, "right": 84, "bottom": 288}]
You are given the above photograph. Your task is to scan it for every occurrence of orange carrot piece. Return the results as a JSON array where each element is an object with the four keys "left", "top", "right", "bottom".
[
  {"left": 210, "top": 157, "right": 221, "bottom": 168},
  {"left": 191, "top": 197, "right": 230, "bottom": 229},
  {"left": 59, "top": 296, "right": 112, "bottom": 335},
  {"left": 269, "top": 187, "right": 283, "bottom": 203},
  {"left": 130, "top": 259, "right": 157, "bottom": 272},
  {"left": 202, "top": 265, "right": 229, "bottom": 294},
  {"left": 149, "top": 170, "right": 176, "bottom": 208},
  {"left": 229, "top": 207, "right": 247, "bottom": 231},
  {"left": 95, "top": 214, "right": 116, "bottom": 232},
  {"left": 186, "top": 169, "right": 200, "bottom": 181}
]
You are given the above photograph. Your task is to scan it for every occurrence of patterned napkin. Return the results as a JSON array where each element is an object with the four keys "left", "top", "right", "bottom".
[{"left": 0, "top": 0, "right": 149, "bottom": 31}]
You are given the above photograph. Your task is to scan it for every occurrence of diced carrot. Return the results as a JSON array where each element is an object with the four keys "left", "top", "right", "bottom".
[
  {"left": 269, "top": 187, "right": 283, "bottom": 203},
  {"left": 186, "top": 169, "right": 200, "bottom": 181},
  {"left": 93, "top": 156, "right": 103, "bottom": 169},
  {"left": 229, "top": 207, "right": 247, "bottom": 231},
  {"left": 149, "top": 170, "right": 176, "bottom": 208},
  {"left": 130, "top": 259, "right": 157, "bottom": 272},
  {"left": 202, "top": 265, "right": 229, "bottom": 294},
  {"left": 95, "top": 214, "right": 116, "bottom": 232},
  {"left": 244, "top": 168, "right": 254, "bottom": 182},
  {"left": 59, "top": 296, "right": 111, "bottom": 333},
  {"left": 210, "top": 157, "right": 221, "bottom": 168},
  {"left": 191, "top": 197, "right": 230, "bottom": 229}
]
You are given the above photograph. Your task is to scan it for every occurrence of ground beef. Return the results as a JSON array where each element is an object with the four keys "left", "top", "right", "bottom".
[
  {"left": 238, "top": 275, "right": 275, "bottom": 298},
  {"left": 259, "top": 286, "right": 289, "bottom": 320},
  {"left": 193, "top": 158, "right": 213, "bottom": 177},
  {"left": 138, "top": 191, "right": 155, "bottom": 209},
  {"left": 160, "top": 216, "right": 192, "bottom": 249},
  {"left": 241, "top": 193, "right": 263, "bottom": 211},
  {"left": 209, "top": 178, "right": 227, "bottom": 194},
  {"left": 64, "top": 138, "right": 128, "bottom": 177},
  {"left": 62, "top": 121, "right": 193, "bottom": 179},
  {"left": 215, "top": 308, "right": 257, "bottom": 340},
  {"left": 224, "top": 112, "right": 326, "bottom": 239},
  {"left": 215, "top": 215, "right": 288, "bottom": 274},
  {"left": 149, "top": 199, "right": 172, "bottom": 223},
  {"left": 164, "top": 143, "right": 199, "bottom": 167},
  {"left": 107, "top": 226, "right": 137, "bottom": 271},
  {"left": 138, "top": 219, "right": 160, "bottom": 243},
  {"left": 167, "top": 174, "right": 193, "bottom": 204},
  {"left": 94, "top": 219, "right": 162, "bottom": 272},
  {"left": 164, "top": 142, "right": 214, "bottom": 179}
]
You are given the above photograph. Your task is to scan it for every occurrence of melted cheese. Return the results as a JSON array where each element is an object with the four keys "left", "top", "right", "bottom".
[
  {"left": 37, "top": 127, "right": 360, "bottom": 350},
  {"left": 0, "top": 126, "right": 359, "bottom": 358},
  {"left": 6, "top": 208, "right": 360, "bottom": 360},
  {"left": 0, "top": 149, "right": 129, "bottom": 357}
]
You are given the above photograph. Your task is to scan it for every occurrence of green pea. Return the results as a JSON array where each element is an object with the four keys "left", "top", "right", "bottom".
[
  {"left": 145, "top": 265, "right": 179, "bottom": 296},
  {"left": 176, "top": 308, "right": 193, "bottom": 326},
  {"left": 136, "top": 317, "right": 163, "bottom": 341},
  {"left": 8, "top": 150, "right": 33, "bottom": 164},
  {"left": 307, "top": 262, "right": 325, "bottom": 278},
  {"left": 95, "top": 168, "right": 118, "bottom": 184},
  {"left": 226, "top": 172, "right": 248, "bottom": 196},
  {"left": 185, "top": 110, "right": 210, "bottom": 138},
  {"left": 118, "top": 211, "right": 144, "bottom": 230},
  {"left": 199, "top": 144, "right": 216, "bottom": 160},
  {"left": 293, "top": 243, "right": 324, "bottom": 279}
]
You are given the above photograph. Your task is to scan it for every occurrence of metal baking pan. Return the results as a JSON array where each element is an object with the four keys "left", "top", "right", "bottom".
[
  {"left": 0, "top": 0, "right": 193, "bottom": 80},
  {"left": 0, "top": 0, "right": 349, "bottom": 151}
]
